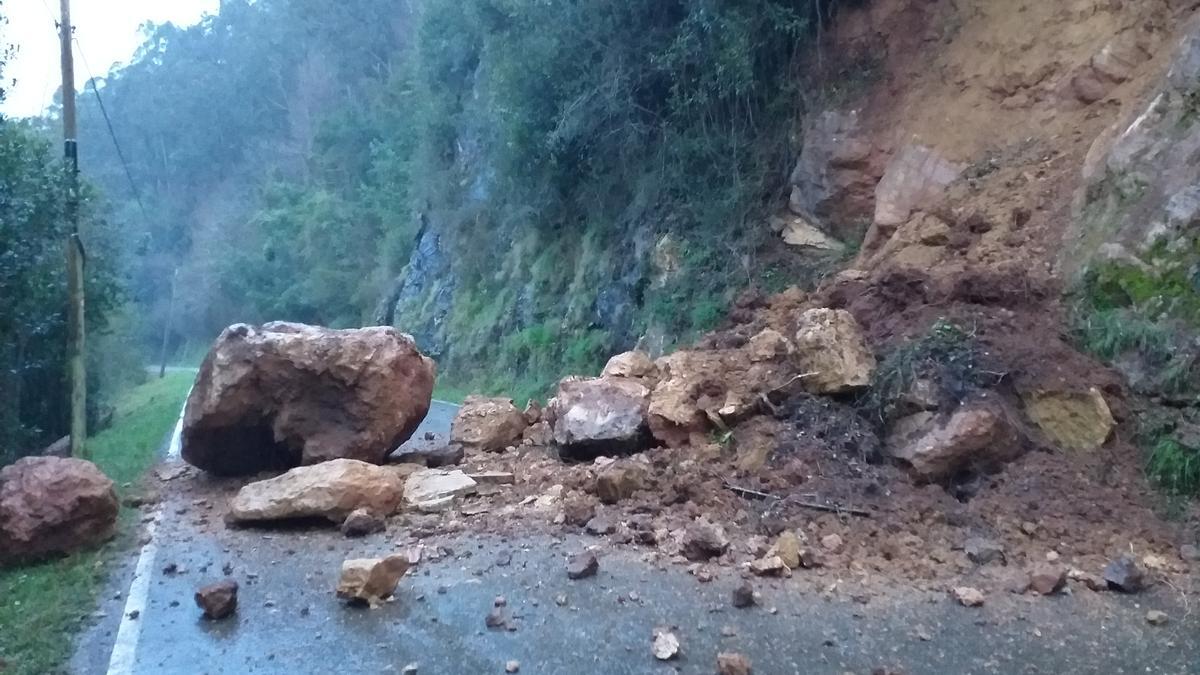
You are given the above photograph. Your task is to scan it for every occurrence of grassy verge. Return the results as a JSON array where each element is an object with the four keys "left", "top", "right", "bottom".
[{"left": 0, "top": 371, "right": 194, "bottom": 675}]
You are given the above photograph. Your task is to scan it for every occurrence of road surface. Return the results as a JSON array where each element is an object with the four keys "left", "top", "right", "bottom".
[{"left": 71, "top": 401, "right": 1199, "bottom": 674}]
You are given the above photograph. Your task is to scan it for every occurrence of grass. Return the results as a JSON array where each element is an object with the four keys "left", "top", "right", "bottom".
[
  {"left": 0, "top": 371, "right": 193, "bottom": 675},
  {"left": 1146, "top": 436, "right": 1200, "bottom": 497}
]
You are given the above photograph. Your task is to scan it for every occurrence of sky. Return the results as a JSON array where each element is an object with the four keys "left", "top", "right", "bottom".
[{"left": 1, "top": 0, "right": 218, "bottom": 118}]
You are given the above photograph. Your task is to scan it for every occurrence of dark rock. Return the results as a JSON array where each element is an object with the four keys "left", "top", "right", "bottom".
[
  {"left": 566, "top": 552, "right": 599, "bottom": 579},
  {"left": 195, "top": 579, "right": 239, "bottom": 620},
  {"left": 340, "top": 508, "right": 385, "bottom": 537},
  {"left": 731, "top": 582, "right": 755, "bottom": 608},
  {"left": 485, "top": 606, "right": 510, "bottom": 630},
  {"left": 964, "top": 538, "right": 1006, "bottom": 566},
  {"left": 391, "top": 443, "right": 464, "bottom": 468},
  {"left": 682, "top": 521, "right": 730, "bottom": 561},
  {"left": 1103, "top": 554, "right": 1145, "bottom": 593},
  {"left": 584, "top": 516, "right": 616, "bottom": 536}
]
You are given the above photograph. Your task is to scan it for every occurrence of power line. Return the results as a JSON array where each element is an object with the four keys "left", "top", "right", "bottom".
[{"left": 72, "top": 37, "right": 154, "bottom": 231}]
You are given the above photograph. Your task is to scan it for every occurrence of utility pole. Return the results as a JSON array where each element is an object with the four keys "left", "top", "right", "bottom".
[{"left": 60, "top": 0, "right": 88, "bottom": 459}]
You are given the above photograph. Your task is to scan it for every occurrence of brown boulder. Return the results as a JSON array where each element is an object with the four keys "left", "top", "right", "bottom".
[
  {"left": 887, "top": 402, "right": 1021, "bottom": 480},
  {"left": 181, "top": 322, "right": 434, "bottom": 475},
  {"left": 195, "top": 579, "right": 239, "bottom": 619},
  {"left": 227, "top": 459, "right": 406, "bottom": 524},
  {"left": 450, "top": 396, "right": 528, "bottom": 452},
  {"left": 793, "top": 308, "right": 876, "bottom": 394},
  {"left": 547, "top": 377, "right": 652, "bottom": 458},
  {"left": 0, "top": 456, "right": 118, "bottom": 564}
]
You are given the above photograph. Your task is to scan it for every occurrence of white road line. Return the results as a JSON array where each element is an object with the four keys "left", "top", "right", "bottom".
[{"left": 106, "top": 406, "right": 186, "bottom": 675}]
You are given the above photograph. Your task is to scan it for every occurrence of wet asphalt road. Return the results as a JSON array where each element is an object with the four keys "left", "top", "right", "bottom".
[{"left": 71, "top": 402, "right": 1199, "bottom": 675}]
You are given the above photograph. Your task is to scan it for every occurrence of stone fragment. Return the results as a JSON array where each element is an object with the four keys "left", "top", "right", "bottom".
[
  {"left": 391, "top": 443, "right": 464, "bottom": 468},
  {"left": 228, "top": 459, "right": 406, "bottom": 524},
  {"left": 1028, "top": 564, "right": 1067, "bottom": 595},
  {"left": 1023, "top": 388, "right": 1114, "bottom": 452},
  {"left": 595, "top": 465, "right": 646, "bottom": 504},
  {"left": 952, "top": 586, "right": 985, "bottom": 607},
  {"left": 340, "top": 508, "right": 385, "bottom": 537},
  {"left": 505, "top": 660, "right": 521, "bottom": 673},
  {"left": 820, "top": 533, "right": 844, "bottom": 553},
  {"left": 566, "top": 551, "right": 599, "bottom": 579},
  {"left": 732, "top": 582, "right": 756, "bottom": 608},
  {"left": 404, "top": 469, "right": 477, "bottom": 510},
  {"left": 1103, "top": 554, "right": 1145, "bottom": 593},
  {"left": 652, "top": 628, "right": 680, "bottom": 660},
  {"left": 1146, "top": 610, "right": 1169, "bottom": 626},
  {"left": 887, "top": 403, "right": 1021, "bottom": 480},
  {"left": 682, "top": 521, "right": 730, "bottom": 561},
  {"left": 750, "top": 556, "right": 788, "bottom": 577},
  {"left": 717, "top": 652, "right": 753, "bottom": 675},
  {"left": 964, "top": 538, "right": 1006, "bottom": 566},
  {"left": 195, "top": 579, "right": 239, "bottom": 620},
  {"left": 336, "top": 555, "right": 410, "bottom": 606},
  {"left": 585, "top": 516, "right": 616, "bottom": 536},
  {"left": 793, "top": 308, "right": 875, "bottom": 394},
  {"left": 601, "top": 351, "right": 659, "bottom": 381},
  {"left": 450, "top": 396, "right": 528, "bottom": 452},
  {"left": 773, "top": 531, "right": 802, "bottom": 569}
]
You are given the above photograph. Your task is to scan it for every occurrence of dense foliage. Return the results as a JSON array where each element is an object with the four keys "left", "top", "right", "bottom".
[
  {"left": 0, "top": 30, "right": 122, "bottom": 461},
  {"left": 68, "top": 0, "right": 841, "bottom": 401}
]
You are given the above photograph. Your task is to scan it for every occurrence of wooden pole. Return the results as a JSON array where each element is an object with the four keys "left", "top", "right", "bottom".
[
  {"left": 158, "top": 268, "right": 178, "bottom": 378},
  {"left": 60, "top": 0, "right": 87, "bottom": 459}
]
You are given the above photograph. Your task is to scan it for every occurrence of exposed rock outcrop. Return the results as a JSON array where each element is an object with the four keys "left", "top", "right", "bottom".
[
  {"left": 0, "top": 456, "right": 119, "bottom": 564},
  {"left": 182, "top": 322, "right": 435, "bottom": 476}
]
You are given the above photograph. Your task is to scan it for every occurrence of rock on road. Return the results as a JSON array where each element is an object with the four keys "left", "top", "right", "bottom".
[{"left": 70, "top": 400, "right": 1198, "bottom": 674}]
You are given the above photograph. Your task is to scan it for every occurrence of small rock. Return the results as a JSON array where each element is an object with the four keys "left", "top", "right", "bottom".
[
  {"left": 1020, "top": 521, "right": 1038, "bottom": 536},
  {"left": 952, "top": 586, "right": 985, "bottom": 607},
  {"left": 392, "top": 443, "right": 464, "bottom": 468},
  {"left": 717, "top": 651, "right": 752, "bottom": 675},
  {"left": 820, "top": 533, "right": 844, "bottom": 553},
  {"left": 652, "top": 628, "right": 680, "bottom": 660},
  {"left": 554, "top": 594, "right": 568, "bottom": 606},
  {"left": 336, "top": 555, "right": 410, "bottom": 607},
  {"left": 964, "top": 538, "right": 1006, "bottom": 566},
  {"left": 485, "top": 607, "right": 510, "bottom": 630},
  {"left": 750, "top": 555, "right": 788, "bottom": 577},
  {"left": 1181, "top": 544, "right": 1199, "bottom": 562},
  {"left": 1145, "top": 610, "right": 1169, "bottom": 626},
  {"left": 773, "top": 531, "right": 802, "bottom": 569},
  {"left": 1103, "top": 554, "right": 1145, "bottom": 593},
  {"left": 585, "top": 516, "right": 616, "bottom": 536},
  {"left": 682, "top": 521, "right": 730, "bottom": 561},
  {"left": 566, "top": 552, "right": 599, "bottom": 580},
  {"left": 720, "top": 625, "right": 737, "bottom": 637},
  {"left": 595, "top": 465, "right": 646, "bottom": 504},
  {"left": 195, "top": 579, "right": 239, "bottom": 620},
  {"left": 340, "top": 508, "right": 385, "bottom": 537},
  {"left": 468, "top": 471, "right": 515, "bottom": 485},
  {"left": 1027, "top": 564, "right": 1066, "bottom": 596},
  {"left": 494, "top": 595, "right": 507, "bottom": 607},
  {"left": 1067, "top": 568, "right": 1107, "bottom": 592},
  {"left": 402, "top": 663, "right": 418, "bottom": 675},
  {"left": 505, "top": 660, "right": 520, "bottom": 673},
  {"left": 731, "top": 582, "right": 755, "bottom": 608}
]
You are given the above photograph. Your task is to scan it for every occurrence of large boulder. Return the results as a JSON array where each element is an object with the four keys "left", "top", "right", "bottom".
[
  {"left": 547, "top": 377, "right": 652, "bottom": 458},
  {"left": 887, "top": 402, "right": 1022, "bottom": 480},
  {"left": 227, "top": 458, "right": 406, "bottom": 524},
  {"left": 788, "top": 109, "right": 883, "bottom": 239},
  {"left": 873, "top": 144, "right": 965, "bottom": 227},
  {"left": 793, "top": 308, "right": 876, "bottom": 394},
  {"left": 601, "top": 351, "right": 659, "bottom": 382},
  {"left": 182, "top": 322, "right": 435, "bottom": 475},
  {"left": 449, "top": 396, "right": 527, "bottom": 452},
  {"left": 0, "top": 456, "right": 119, "bottom": 563}
]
